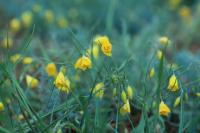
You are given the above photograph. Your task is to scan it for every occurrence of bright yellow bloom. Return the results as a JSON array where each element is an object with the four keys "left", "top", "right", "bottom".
[
  {"left": 0, "top": 102, "right": 4, "bottom": 111},
  {"left": 45, "top": 63, "right": 58, "bottom": 77},
  {"left": 168, "top": 74, "right": 179, "bottom": 91},
  {"left": 127, "top": 85, "right": 133, "bottom": 99},
  {"left": 54, "top": 72, "right": 70, "bottom": 93},
  {"left": 159, "top": 36, "right": 170, "bottom": 46},
  {"left": 94, "top": 35, "right": 112, "bottom": 56},
  {"left": 120, "top": 100, "right": 131, "bottom": 115},
  {"left": 2, "top": 37, "right": 13, "bottom": 48},
  {"left": 179, "top": 6, "right": 192, "bottom": 21},
  {"left": 10, "top": 54, "right": 21, "bottom": 63},
  {"left": 174, "top": 96, "right": 181, "bottom": 107},
  {"left": 92, "top": 82, "right": 104, "bottom": 98},
  {"left": 74, "top": 55, "right": 92, "bottom": 71},
  {"left": 156, "top": 50, "right": 163, "bottom": 60},
  {"left": 32, "top": 4, "right": 42, "bottom": 13},
  {"left": 10, "top": 18, "right": 21, "bottom": 33},
  {"left": 121, "top": 90, "right": 127, "bottom": 103},
  {"left": 21, "top": 11, "right": 33, "bottom": 27},
  {"left": 23, "top": 57, "right": 33, "bottom": 65},
  {"left": 26, "top": 75, "right": 39, "bottom": 89},
  {"left": 159, "top": 101, "right": 171, "bottom": 116},
  {"left": 149, "top": 68, "right": 155, "bottom": 78},
  {"left": 45, "top": 10, "right": 54, "bottom": 23},
  {"left": 57, "top": 17, "right": 68, "bottom": 28}
]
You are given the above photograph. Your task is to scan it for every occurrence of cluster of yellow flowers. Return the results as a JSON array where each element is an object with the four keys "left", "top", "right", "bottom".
[{"left": 10, "top": 54, "right": 33, "bottom": 65}]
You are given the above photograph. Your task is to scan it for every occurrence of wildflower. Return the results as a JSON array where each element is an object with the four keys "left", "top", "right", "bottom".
[
  {"left": 149, "top": 68, "right": 155, "bottom": 78},
  {"left": 0, "top": 102, "right": 4, "bottom": 111},
  {"left": 10, "top": 54, "right": 21, "bottom": 63},
  {"left": 10, "top": 18, "right": 21, "bottom": 33},
  {"left": 21, "top": 11, "right": 33, "bottom": 27},
  {"left": 174, "top": 96, "right": 181, "bottom": 107},
  {"left": 45, "top": 63, "right": 58, "bottom": 77},
  {"left": 159, "top": 101, "right": 171, "bottom": 116},
  {"left": 94, "top": 36, "right": 112, "bottom": 56},
  {"left": 74, "top": 55, "right": 92, "bottom": 71},
  {"left": 54, "top": 72, "right": 70, "bottom": 93},
  {"left": 120, "top": 100, "right": 131, "bottom": 115},
  {"left": 179, "top": 6, "right": 192, "bottom": 21},
  {"left": 127, "top": 85, "right": 133, "bottom": 99},
  {"left": 2, "top": 37, "right": 13, "bottom": 48},
  {"left": 121, "top": 90, "right": 127, "bottom": 103},
  {"left": 44, "top": 10, "right": 54, "bottom": 23},
  {"left": 159, "top": 36, "right": 170, "bottom": 46},
  {"left": 92, "top": 82, "right": 104, "bottom": 98},
  {"left": 32, "top": 4, "right": 42, "bottom": 13},
  {"left": 156, "top": 50, "right": 163, "bottom": 60},
  {"left": 168, "top": 74, "right": 179, "bottom": 91},
  {"left": 57, "top": 17, "right": 68, "bottom": 28},
  {"left": 26, "top": 75, "right": 39, "bottom": 89},
  {"left": 23, "top": 57, "right": 33, "bottom": 65}
]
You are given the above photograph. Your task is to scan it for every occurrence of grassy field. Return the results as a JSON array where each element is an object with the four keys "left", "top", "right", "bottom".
[{"left": 0, "top": 0, "right": 200, "bottom": 133}]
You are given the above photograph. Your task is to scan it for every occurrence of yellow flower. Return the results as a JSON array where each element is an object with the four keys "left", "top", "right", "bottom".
[
  {"left": 174, "top": 96, "right": 181, "bottom": 107},
  {"left": 168, "top": 74, "right": 179, "bottom": 91},
  {"left": 127, "top": 85, "right": 133, "bottom": 100},
  {"left": 196, "top": 93, "right": 200, "bottom": 97},
  {"left": 121, "top": 90, "right": 127, "bottom": 103},
  {"left": 10, "top": 54, "right": 21, "bottom": 63},
  {"left": 179, "top": 6, "right": 192, "bottom": 21},
  {"left": 45, "top": 63, "right": 58, "bottom": 77},
  {"left": 156, "top": 50, "right": 163, "bottom": 60},
  {"left": 32, "top": 4, "right": 42, "bottom": 13},
  {"left": 44, "top": 10, "right": 54, "bottom": 23},
  {"left": 159, "top": 101, "right": 171, "bottom": 116},
  {"left": 54, "top": 72, "right": 70, "bottom": 93},
  {"left": 21, "top": 11, "right": 33, "bottom": 27},
  {"left": 2, "top": 37, "right": 13, "bottom": 48},
  {"left": 10, "top": 18, "right": 21, "bottom": 33},
  {"left": 74, "top": 55, "right": 92, "bottom": 71},
  {"left": 159, "top": 36, "right": 170, "bottom": 46},
  {"left": 149, "top": 68, "right": 155, "bottom": 78},
  {"left": 94, "top": 35, "right": 112, "bottom": 57},
  {"left": 92, "top": 82, "right": 104, "bottom": 98},
  {"left": 26, "top": 75, "right": 39, "bottom": 89},
  {"left": 0, "top": 102, "right": 4, "bottom": 111},
  {"left": 23, "top": 57, "right": 33, "bottom": 65},
  {"left": 120, "top": 100, "right": 131, "bottom": 115},
  {"left": 57, "top": 17, "right": 68, "bottom": 28}
]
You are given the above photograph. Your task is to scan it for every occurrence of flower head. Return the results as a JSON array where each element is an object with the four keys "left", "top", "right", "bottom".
[
  {"left": 127, "top": 85, "right": 133, "bottom": 99},
  {"left": 10, "top": 18, "right": 21, "bottom": 33},
  {"left": 21, "top": 11, "right": 33, "bottom": 27},
  {"left": 2, "top": 37, "right": 13, "bottom": 48},
  {"left": 45, "top": 63, "right": 58, "bottom": 77},
  {"left": 159, "top": 36, "right": 170, "bottom": 46},
  {"left": 149, "top": 68, "right": 155, "bottom": 78},
  {"left": 120, "top": 100, "right": 131, "bottom": 115},
  {"left": 23, "top": 57, "right": 33, "bottom": 65},
  {"left": 168, "top": 74, "right": 179, "bottom": 91},
  {"left": 174, "top": 96, "right": 181, "bottom": 107},
  {"left": 94, "top": 35, "right": 112, "bottom": 56},
  {"left": 0, "top": 102, "right": 4, "bottom": 111},
  {"left": 92, "top": 82, "right": 104, "bottom": 98},
  {"left": 26, "top": 75, "right": 39, "bottom": 89},
  {"left": 74, "top": 55, "right": 92, "bottom": 71},
  {"left": 121, "top": 90, "right": 127, "bottom": 103},
  {"left": 54, "top": 72, "right": 70, "bottom": 93},
  {"left": 10, "top": 54, "right": 21, "bottom": 63},
  {"left": 156, "top": 50, "right": 163, "bottom": 60},
  {"left": 159, "top": 101, "right": 171, "bottom": 116}
]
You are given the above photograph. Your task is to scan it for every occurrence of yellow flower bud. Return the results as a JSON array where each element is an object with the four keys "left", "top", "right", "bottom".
[
  {"left": 159, "top": 101, "right": 171, "bottom": 116},
  {"left": 173, "top": 97, "right": 181, "bottom": 107},
  {"left": 127, "top": 85, "right": 133, "bottom": 99},
  {"left": 121, "top": 90, "right": 127, "bottom": 103},
  {"left": 0, "top": 102, "right": 4, "bottom": 111},
  {"left": 168, "top": 74, "right": 179, "bottom": 91}
]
